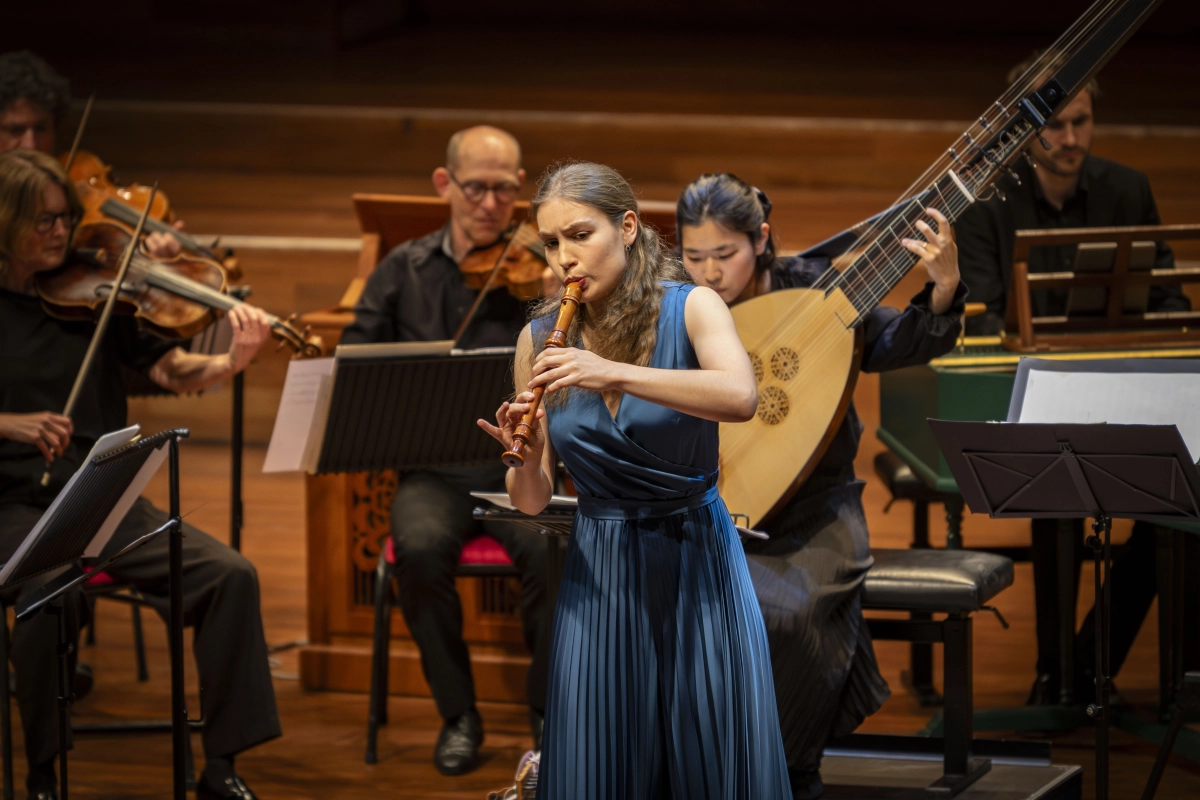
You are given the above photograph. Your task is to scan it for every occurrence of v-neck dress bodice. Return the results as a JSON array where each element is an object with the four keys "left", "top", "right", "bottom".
[
  {"left": 541, "top": 281, "right": 720, "bottom": 518},
  {"left": 533, "top": 282, "right": 789, "bottom": 800}
]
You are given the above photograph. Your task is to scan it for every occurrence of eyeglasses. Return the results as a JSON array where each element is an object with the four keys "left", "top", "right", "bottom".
[
  {"left": 448, "top": 173, "right": 520, "bottom": 204},
  {"left": 34, "top": 211, "right": 80, "bottom": 234}
]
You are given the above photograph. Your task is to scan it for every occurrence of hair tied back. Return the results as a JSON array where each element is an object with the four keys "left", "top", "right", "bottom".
[{"left": 752, "top": 186, "right": 773, "bottom": 220}]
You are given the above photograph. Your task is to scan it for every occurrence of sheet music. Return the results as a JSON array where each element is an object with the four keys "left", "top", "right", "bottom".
[
  {"left": 471, "top": 491, "right": 578, "bottom": 511},
  {"left": 335, "top": 340, "right": 455, "bottom": 361},
  {"left": 0, "top": 425, "right": 141, "bottom": 586},
  {"left": 263, "top": 357, "right": 335, "bottom": 473},
  {"left": 1018, "top": 370, "right": 1200, "bottom": 461}
]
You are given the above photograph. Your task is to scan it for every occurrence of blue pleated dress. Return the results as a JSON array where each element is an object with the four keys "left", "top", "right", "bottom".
[{"left": 536, "top": 282, "right": 790, "bottom": 800}]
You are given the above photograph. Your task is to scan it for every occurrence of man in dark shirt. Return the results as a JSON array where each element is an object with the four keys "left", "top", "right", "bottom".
[
  {"left": 341, "top": 126, "right": 548, "bottom": 776},
  {"left": 0, "top": 151, "right": 280, "bottom": 800},
  {"left": 956, "top": 59, "right": 1193, "bottom": 708}
]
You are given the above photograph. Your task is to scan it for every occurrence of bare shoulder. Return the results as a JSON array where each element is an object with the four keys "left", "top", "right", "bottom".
[
  {"left": 684, "top": 284, "right": 734, "bottom": 328},
  {"left": 513, "top": 323, "right": 535, "bottom": 382},
  {"left": 516, "top": 321, "right": 534, "bottom": 351}
]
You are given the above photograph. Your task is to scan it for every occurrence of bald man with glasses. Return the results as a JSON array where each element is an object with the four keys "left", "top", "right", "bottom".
[{"left": 341, "top": 126, "right": 549, "bottom": 777}]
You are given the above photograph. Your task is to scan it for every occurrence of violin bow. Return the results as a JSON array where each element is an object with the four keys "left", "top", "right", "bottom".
[
  {"left": 40, "top": 181, "right": 158, "bottom": 487},
  {"left": 63, "top": 93, "right": 95, "bottom": 174},
  {"left": 450, "top": 221, "right": 536, "bottom": 347}
]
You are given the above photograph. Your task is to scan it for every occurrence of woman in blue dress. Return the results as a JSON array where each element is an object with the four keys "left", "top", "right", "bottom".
[{"left": 479, "top": 162, "right": 791, "bottom": 800}]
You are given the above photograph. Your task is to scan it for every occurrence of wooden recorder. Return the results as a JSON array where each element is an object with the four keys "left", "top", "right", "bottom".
[{"left": 502, "top": 281, "right": 583, "bottom": 468}]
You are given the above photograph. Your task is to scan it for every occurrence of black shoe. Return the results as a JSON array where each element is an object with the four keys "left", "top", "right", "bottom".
[
  {"left": 529, "top": 709, "right": 544, "bottom": 751},
  {"left": 73, "top": 662, "right": 94, "bottom": 704},
  {"left": 789, "top": 767, "right": 824, "bottom": 800},
  {"left": 196, "top": 774, "right": 257, "bottom": 800},
  {"left": 1026, "top": 673, "right": 1058, "bottom": 706},
  {"left": 26, "top": 757, "right": 57, "bottom": 799},
  {"left": 434, "top": 709, "right": 483, "bottom": 776}
]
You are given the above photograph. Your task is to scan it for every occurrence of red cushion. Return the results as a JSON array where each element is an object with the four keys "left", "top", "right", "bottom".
[
  {"left": 384, "top": 535, "right": 513, "bottom": 567},
  {"left": 82, "top": 566, "right": 116, "bottom": 587}
]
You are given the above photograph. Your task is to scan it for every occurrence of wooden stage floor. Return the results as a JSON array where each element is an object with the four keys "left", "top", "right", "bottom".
[{"left": 7, "top": 442, "right": 1194, "bottom": 799}]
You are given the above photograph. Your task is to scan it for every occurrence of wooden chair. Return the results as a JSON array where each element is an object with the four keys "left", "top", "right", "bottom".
[{"left": 365, "top": 536, "right": 520, "bottom": 764}]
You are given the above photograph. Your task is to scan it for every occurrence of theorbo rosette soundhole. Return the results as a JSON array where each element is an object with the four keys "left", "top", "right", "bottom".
[{"left": 746, "top": 347, "right": 797, "bottom": 426}]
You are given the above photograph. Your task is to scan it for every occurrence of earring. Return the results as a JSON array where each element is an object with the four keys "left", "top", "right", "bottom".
[{"left": 625, "top": 244, "right": 632, "bottom": 253}]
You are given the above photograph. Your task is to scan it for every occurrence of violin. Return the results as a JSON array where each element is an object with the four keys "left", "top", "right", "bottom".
[
  {"left": 458, "top": 222, "right": 548, "bottom": 302},
  {"left": 36, "top": 220, "right": 322, "bottom": 357},
  {"left": 61, "top": 150, "right": 240, "bottom": 278}
]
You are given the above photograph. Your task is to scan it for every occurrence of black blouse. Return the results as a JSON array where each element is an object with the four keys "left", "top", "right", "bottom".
[
  {"left": 341, "top": 224, "right": 528, "bottom": 350},
  {"left": 0, "top": 290, "right": 176, "bottom": 506}
]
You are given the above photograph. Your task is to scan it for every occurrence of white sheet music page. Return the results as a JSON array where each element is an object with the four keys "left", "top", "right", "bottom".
[
  {"left": 1017, "top": 370, "right": 1200, "bottom": 461},
  {"left": 263, "top": 357, "right": 335, "bottom": 473}
]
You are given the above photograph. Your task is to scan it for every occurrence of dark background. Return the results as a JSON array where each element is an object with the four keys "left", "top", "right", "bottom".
[{"left": 2, "top": 0, "right": 1197, "bottom": 124}]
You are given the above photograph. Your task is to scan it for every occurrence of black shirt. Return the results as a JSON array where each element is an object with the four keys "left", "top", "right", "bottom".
[
  {"left": 956, "top": 155, "right": 1191, "bottom": 335},
  {"left": 340, "top": 224, "right": 529, "bottom": 490},
  {"left": 0, "top": 290, "right": 176, "bottom": 506},
  {"left": 341, "top": 224, "right": 528, "bottom": 350},
  {"left": 763, "top": 257, "right": 966, "bottom": 536}
]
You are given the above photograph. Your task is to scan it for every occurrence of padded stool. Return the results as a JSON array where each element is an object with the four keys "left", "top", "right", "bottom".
[
  {"left": 863, "top": 547, "right": 1014, "bottom": 799},
  {"left": 81, "top": 569, "right": 151, "bottom": 682},
  {"left": 365, "top": 535, "right": 519, "bottom": 764},
  {"left": 874, "top": 450, "right": 963, "bottom": 708}
]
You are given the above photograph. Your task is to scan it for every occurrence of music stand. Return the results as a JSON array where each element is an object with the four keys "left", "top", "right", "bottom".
[
  {"left": 0, "top": 429, "right": 192, "bottom": 800},
  {"left": 313, "top": 343, "right": 516, "bottom": 474},
  {"left": 473, "top": 495, "right": 577, "bottom": 612},
  {"left": 930, "top": 419, "right": 1200, "bottom": 800}
]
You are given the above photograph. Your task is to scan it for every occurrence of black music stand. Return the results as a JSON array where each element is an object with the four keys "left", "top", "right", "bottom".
[
  {"left": 313, "top": 344, "right": 515, "bottom": 474},
  {"left": 0, "top": 429, "right": 192, "bottom": 800},
  {"left": 930, "top": 420, "right": 1200, "bottom": 800}
]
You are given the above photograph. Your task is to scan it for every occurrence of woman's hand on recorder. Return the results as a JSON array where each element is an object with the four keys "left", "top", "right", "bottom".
[
  {"left": 477, "top": 391, "right": 547, "bottom": 464},
  {"left": 529, "top": 347, "right": 624, "bottom": 395},
  {"left": 479, "top": 324, "right": 556, "bottom": 514}
]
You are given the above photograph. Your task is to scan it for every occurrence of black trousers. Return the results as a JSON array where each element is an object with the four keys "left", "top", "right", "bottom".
[
  {"left": 1031, "top": 517, "right": 1164, "bottom": 700},
  {"left": 389, "top": 469, "right": 549, "bottom": 722},
  {"left": 0, "top": 497, "right": 281, "bottom": 769}
]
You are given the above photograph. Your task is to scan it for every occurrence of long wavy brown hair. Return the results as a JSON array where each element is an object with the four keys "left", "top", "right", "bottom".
[{"left": 529, "top": 161, "right": 691, "bottom": 409}]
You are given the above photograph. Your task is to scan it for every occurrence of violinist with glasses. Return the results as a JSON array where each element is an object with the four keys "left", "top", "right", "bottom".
[
  {"left": 341, "top": 126, "right": 550, "bottom": 777},
  {"left": 1, "top": 50, "right": 185, "bottom": 262},
  {"left": 0, "top": 149, "right": 280, "bottom": 799}
]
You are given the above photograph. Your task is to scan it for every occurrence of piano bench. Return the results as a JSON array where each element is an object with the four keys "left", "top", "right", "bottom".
[
  {"left": 863, "top": 548, "right": 1014, "bottom": 799},
  {"left": 874, "top": 450, "right": 968, "bottom": 709}
]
